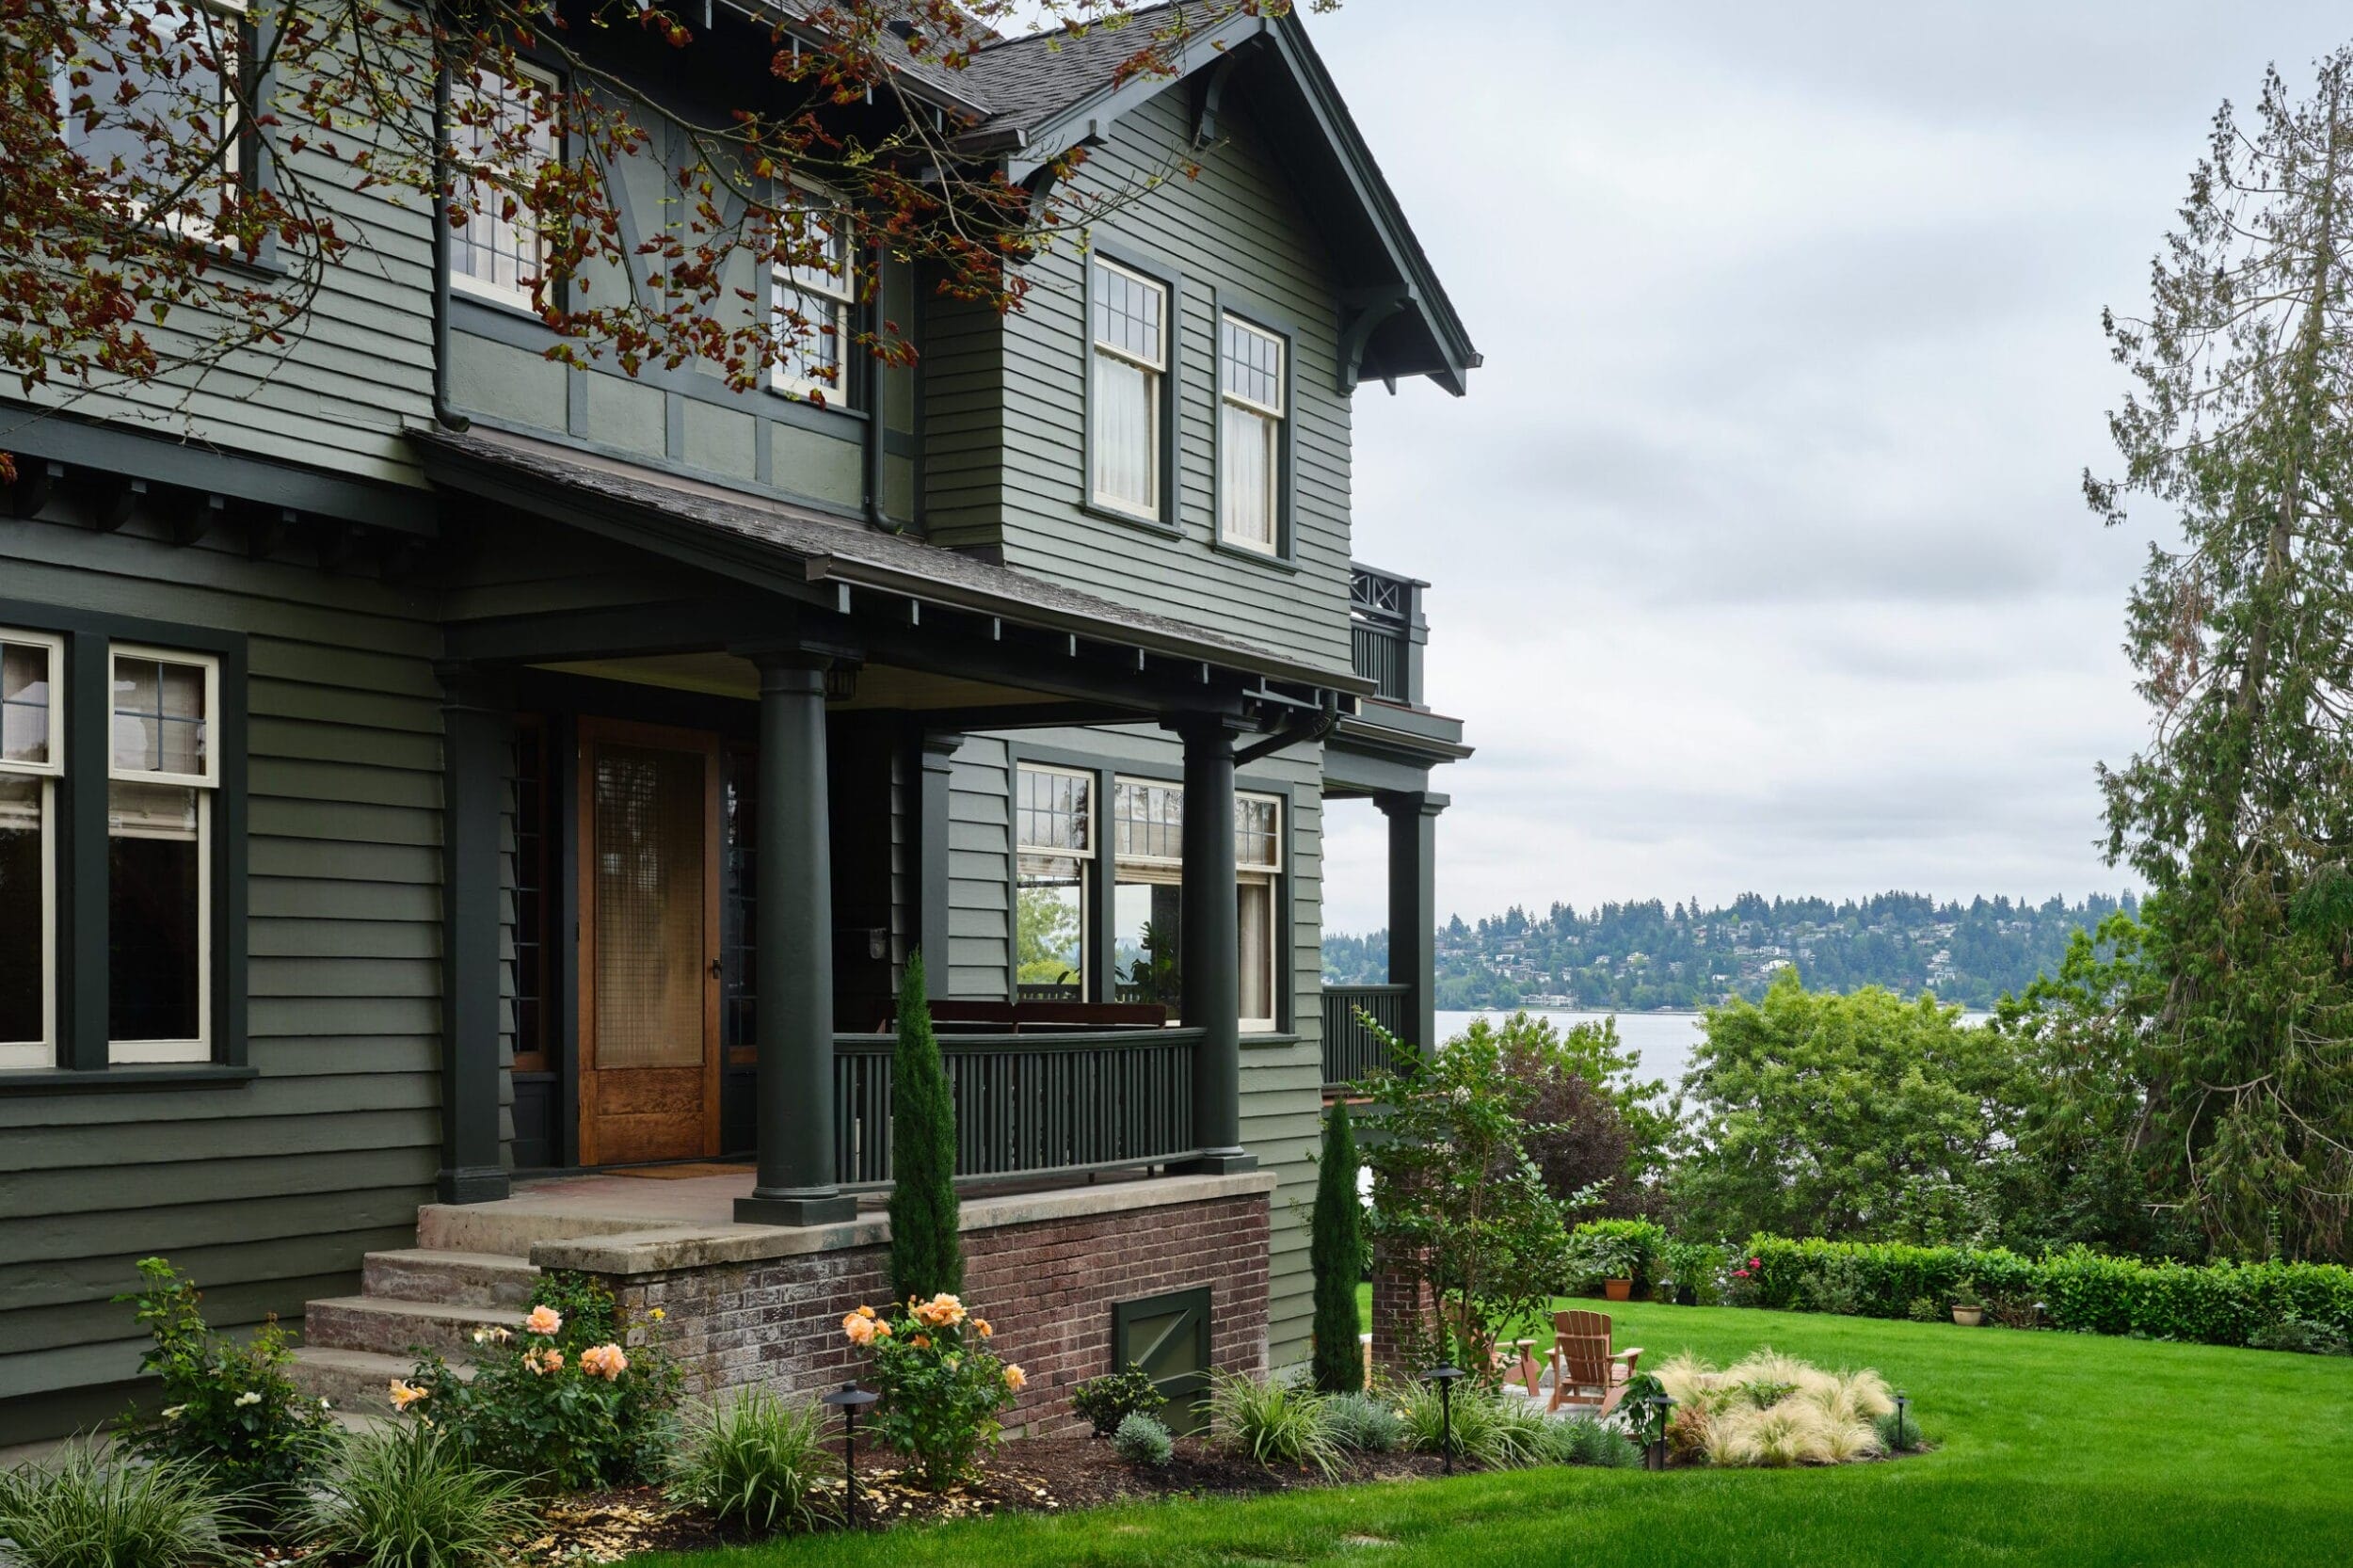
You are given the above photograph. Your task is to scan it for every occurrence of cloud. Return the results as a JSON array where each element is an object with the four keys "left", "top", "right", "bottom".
[{"left": 1304, "top": 0, "right": 2348, "bottom": 931}]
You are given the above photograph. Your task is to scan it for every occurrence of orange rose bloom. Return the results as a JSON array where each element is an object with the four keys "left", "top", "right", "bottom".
[
  {"left": 1003, "top": 1364, "right": 1028, "bottom": 1392},
  {"left": 524, "top": 1305, "right": 564, "bottom": 1337}
]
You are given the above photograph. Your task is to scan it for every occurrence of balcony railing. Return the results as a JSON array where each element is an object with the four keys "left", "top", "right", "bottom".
[
  {"left": 1321, "top": 984, "right": 1413, "bottom": 1088},
  {"left": 1350, "top": 563, "right": 1425, "bottom": 706},
  {"left": 833, "top": 1029, "right": 1201, "bottom": 1187}
]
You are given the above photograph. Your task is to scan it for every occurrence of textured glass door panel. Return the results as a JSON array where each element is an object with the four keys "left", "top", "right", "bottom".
[{"left": 592, "top": 744, "right": 705, "bottom": 1070}]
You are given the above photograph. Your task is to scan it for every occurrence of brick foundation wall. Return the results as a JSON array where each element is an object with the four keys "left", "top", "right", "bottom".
[
  {"left": 1369, "top": 1246, "right": 1434, "bottom": 1373},
  {"left": 605, "top": 1192, "right": 1270, "bottom": 1434}
]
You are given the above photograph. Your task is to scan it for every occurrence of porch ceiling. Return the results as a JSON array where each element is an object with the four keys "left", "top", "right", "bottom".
[{"left": 535, "top": 652, "right": 1055, "bottom": 713}]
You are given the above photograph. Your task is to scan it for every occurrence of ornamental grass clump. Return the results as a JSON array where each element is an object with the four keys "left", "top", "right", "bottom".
[
  {"left": 1546, "top": 1413, "right": 1645, "bottom": 1469},
  {"left": 301, "top": 1420, "right": 533, "bottom": 1568},
  {"left": 844, "top": 1292, "right": 1024, "bottom": 1490},
  {"left": 667, "top": 1388, "right": 834, "bottom": 1537},
  {"left": 1321, "top": 1391, "right": 1405, "bottom": 1454},
  {"left": 1205, "top": 1372, "right": 1340, "bottom": 1478},
  {"left": 1656, "top": 1348, "right": 1897, "bottom": 1467},
  {"left": 0, "top": 1445, "right": 232, "bottom": 1568}
]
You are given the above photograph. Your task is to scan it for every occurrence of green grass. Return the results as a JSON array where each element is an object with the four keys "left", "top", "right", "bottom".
[{"left": 630, "top": 1301, "right": 2353, "bottom": 1567}]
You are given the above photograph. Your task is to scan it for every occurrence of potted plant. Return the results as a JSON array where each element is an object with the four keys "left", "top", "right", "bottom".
[
  {"left": 1570, "top": 1229, "right": 1643, "bottom": 1302},
  {"left": 1950, "top": 1283, "right": 1984, "bottom": 1328}
]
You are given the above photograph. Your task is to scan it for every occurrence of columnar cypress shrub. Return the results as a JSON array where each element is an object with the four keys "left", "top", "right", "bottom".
[
  {"left": 888, "top": 951, "right": 962, "bottom": 1304},
  {"left": 1309, "top": 1098, "right": 1366, "bottom": 1393}
]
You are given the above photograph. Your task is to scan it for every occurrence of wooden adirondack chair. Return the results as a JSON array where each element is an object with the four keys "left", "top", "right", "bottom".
[
  {"left": 1546, "top": 1309, "right": 1643, "bottom": 1416},
  {"left": 1436, "top": 1298, "right": 1545, "bottom": 1398}
]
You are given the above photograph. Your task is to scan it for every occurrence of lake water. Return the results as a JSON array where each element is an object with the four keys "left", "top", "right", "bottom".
[{"left": 1434, "top": 1006, "right": 1993, "bottom": 1092}]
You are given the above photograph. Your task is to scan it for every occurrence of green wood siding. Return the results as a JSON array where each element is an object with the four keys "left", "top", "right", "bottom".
[{"left": 0, "top": 519, "right": 442, "bottom": 1409}]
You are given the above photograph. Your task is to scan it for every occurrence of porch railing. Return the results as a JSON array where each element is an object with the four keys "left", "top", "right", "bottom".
[
  {"left": 1350, "top": 564, "right": 1421, "bottom": 706},
  {"left": 833, "top": 1029, "right": 1201, "bottom": 1187},
  {"left": 1321, "top": 984, "right": 1413, "bottom": 1088}
]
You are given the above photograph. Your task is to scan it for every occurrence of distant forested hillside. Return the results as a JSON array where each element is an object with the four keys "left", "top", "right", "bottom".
[{"left": 1324, "top": 890, "right": 2138, "bottom": 1011}]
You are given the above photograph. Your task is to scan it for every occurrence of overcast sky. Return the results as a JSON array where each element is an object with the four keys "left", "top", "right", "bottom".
[{"left": 1306, "top": 0, "right": 2352, "bottom": 936}]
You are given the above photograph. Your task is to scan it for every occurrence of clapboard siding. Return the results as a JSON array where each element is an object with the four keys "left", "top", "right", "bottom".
[{"left": 0, "top": 516, "right": 442, "bottom": 1419}]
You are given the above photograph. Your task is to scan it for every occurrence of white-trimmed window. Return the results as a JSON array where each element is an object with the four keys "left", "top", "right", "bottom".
[
  {"left": 449, "top": 59, "right": 559, "bottom": 310},
  {"left": 1236, "top": 793, "right": 1282, "bottom": 1031},
  {"left": 1015, "top": 766, "right": 1092, "bottom": 998},
  {"left": 772, "top": 190, "right": 856, "bottom": 404},
  {"left": 0, "top": 632, "right": 64, "bottom": 1070},
  {"left": 58, "top": 0, "right": 248, "bottom": 231},
  {"left": 1091, "top": 259, "right": 1167, "bottom": 520},
  {"left": 1112, "top": 777, "right": 1183, "bottom": 1007},
  {"left": 108, "top": 647, "right": 217, "bottom": 1064},
  {"left": 1219, "top": 315, "right": 1285, "bottom": 553}
]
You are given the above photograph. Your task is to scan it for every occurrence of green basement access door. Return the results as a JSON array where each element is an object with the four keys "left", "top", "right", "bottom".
[{"left": 1112, "top": 1287, "right": 1213, "bottom": 1434}]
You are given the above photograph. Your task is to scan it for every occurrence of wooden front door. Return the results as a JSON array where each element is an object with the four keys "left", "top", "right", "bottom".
[{"left": 576, "top": 719, "right": 722, "bottom": 1166}]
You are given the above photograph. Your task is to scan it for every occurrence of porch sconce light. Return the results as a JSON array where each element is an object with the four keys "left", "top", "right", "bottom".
[
  {"left": 821, "top": 1382, "right": 880, "bottom": 1526},
  {"left": 1893, "top": 1390, "right": 1910, "bottom": 1452},
  {"left": 1422, "top": 1365, "right": 1465, "bottom": 1475},
  {"left": 1642, "top": 1393, "right": 1674, "bottom": 1471}
]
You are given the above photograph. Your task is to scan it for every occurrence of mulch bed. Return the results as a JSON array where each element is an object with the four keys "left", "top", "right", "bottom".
[{"left": 502, "top": 1434, "right": 1454, "bottom": 1564}]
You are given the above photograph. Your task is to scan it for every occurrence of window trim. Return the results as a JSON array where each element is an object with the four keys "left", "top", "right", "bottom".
[
  {"left": 1217, "top": 315, "right": 1286, "bottom": 557},
  {"left": 1014, "top": 762, "right": 1096, "bottom": 1000},
  {"left": 1209, "top": 291, "right": 1302, "bottom": 571},
  {"left": 0, "top": 630, "right": 64, "bottom": 1068},
  {"left": 1082, "top": 246, "right": 1185, "bottom": 535},
  {"left": 446, "top": 55, "right": 562, "bottom": 315},
  {"left": 108, "top": 643, "right": 220, "bottom": 790},
  {"left": 769, "top": 183, "right": 859, "bottom": 407},
  {"left": 0, "top": 600, "right": 247, "bottom": 1088},
  {"left": 1236, "top": 791, "right": 1283, "bottom": 1033},
  {"left": 1, "top": 629, "right": 67, "bottom": 779}
]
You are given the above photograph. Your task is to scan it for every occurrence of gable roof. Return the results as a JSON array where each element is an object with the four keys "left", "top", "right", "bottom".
[{"left": 904, "top": 4, "right": 1480, "bottom": 395}]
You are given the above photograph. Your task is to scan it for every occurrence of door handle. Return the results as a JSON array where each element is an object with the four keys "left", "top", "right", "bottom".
[{"left": 709, "top": 957, "right": 724, "bottom": 980}]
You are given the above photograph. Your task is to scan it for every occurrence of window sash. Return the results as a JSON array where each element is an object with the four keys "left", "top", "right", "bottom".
[
  {"left": 1220, "top": 402, "right": 1279, "bottom": 552},
  {"left": 1016, "top": 765, "right": 1095, "bottom": 857},
  {"left": 447, "top": 60, "right": 558, "bottom": 309},
  {"left": 1239, "top": 871, "right": 1278, "bottom": 1030},
  {"left": 107, "top": 782, "right": 210, "bottom": 1063},
  {"left": 771, "top": 190, "right": 856, "bottom": 401},
  {"left": 0, "top": 776, "right": 56, "bottom": 1067},
  {"left": 56, "top": 0, "right": 248, "bottom": 232},
  {"left": 109, "top": 645, "right": 218, "bottom": 789},
  {"left": 0, "top": 631, "right": 65, "bottom": 778},
  {"left": 1220, "top": 316, "right": 1284, "bottom": 415},
  {"left": 1092, "top": 260, "right": 1166, "bottom": 370}
]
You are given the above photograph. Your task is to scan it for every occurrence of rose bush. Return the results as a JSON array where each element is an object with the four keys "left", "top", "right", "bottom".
[{"left": 844, "top": 1293, "right": 1023, "bottom": 1489}]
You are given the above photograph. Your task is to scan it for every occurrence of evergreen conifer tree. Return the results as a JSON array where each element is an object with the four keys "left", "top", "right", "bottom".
[
  {"left": 888, "top": 951, "right": 962, "bottom": 1302},
  {"left": 1309, "top": 1098, "right": 1366, "bottom": 1393}
]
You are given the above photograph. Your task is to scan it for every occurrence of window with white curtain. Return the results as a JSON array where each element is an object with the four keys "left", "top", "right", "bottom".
[
  {"left": 1219, "top": 315, "right": 1285, "bottom": 553},
  {"left": 58, "top": 0, "right": 248, "bottom": 229},
  {"left": 448, "top": 59, "right": 559, "bottom": 309},
  {"left": 1016, "top": 765, "right": 1092, "bottom": 998},
  {"left": 1091, "top": 259, "right": 1167, "bottom": 520},
  {"left": 0, "top": 632, "right": 63, "bottom": 1070},
  {"left": 108, "top": 647, "right": 217, "bottom": 1064},
  {"left": 1236, "top": 793, "right": 1282, "bottom": 1030},
  {"left": 772, "top": 188, "right": 856, "bottom": 405},
  {"left": 1107, "top": 777, "right": 1284, "bottom": 1028}
]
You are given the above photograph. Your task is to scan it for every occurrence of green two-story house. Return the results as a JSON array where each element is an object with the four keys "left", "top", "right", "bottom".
[{"left": 0, "top": 2, "right": 1475, "bottom": 1441}]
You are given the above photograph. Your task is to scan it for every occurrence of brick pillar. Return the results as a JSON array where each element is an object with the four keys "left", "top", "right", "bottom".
[{"left": 1369, "top": 1246, "right": 1435, "bottom": 1374}]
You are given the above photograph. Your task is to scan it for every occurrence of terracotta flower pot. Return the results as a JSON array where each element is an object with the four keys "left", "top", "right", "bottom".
[
  {"left": 1604, "top": 1278, "right": 1633, "bottom": 1303},
  {"left": 1951, "top": 1304, "right": 1984, "bottom": 1327}
]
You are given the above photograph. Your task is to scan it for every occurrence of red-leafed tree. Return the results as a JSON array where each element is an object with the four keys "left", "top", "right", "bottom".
[{"left": 0, "top": 0, "right": 1336, "bottom": 481}]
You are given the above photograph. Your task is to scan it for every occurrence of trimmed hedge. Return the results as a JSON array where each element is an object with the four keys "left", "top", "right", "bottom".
[{"left": 1737, "top": 1236, "right": 2353, "bottom": 1347}]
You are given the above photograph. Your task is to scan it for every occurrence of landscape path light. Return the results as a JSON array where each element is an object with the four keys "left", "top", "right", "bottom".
[
  {"left": 1423, "top": 1364, "right": 1465, "bottom": 1475},
  {"left": 822, "top": 1382, "right": 880, "bottom": 1527},
  {"left": 1642, "top": 1392, "right": 1674, "bottom": 1471},
  {"left": 1894, "top": 1390, "right": 1910, "bottom": 1452}
]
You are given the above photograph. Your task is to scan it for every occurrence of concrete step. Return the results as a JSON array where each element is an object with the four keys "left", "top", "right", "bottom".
[
  {"left": 415, "top": 1201, "right": 686, "bottom": 1256},
  {"left": 288, "top": 1347, "right": 475, "bottom": 1414},
  {"left": 303, "top": 1295, "right": 524, "bottom": 1359},
  {"left": 361, "top": 1248, "right": 539, "bottom": 1309}
]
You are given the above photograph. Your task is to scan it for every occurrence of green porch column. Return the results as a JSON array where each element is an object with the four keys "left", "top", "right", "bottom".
[
  {"left": 1378, "top": 790, "right": 1447, "bottom": 1057},
  {"left": 1174, "top": 714, "right": 1255, "bottom": 1173},
  {"left": 736, "top": 653, "right": 857, "bottom": 1227},
  {"left": 436, "top": 663, "right": 511, "bottom": 1205}
]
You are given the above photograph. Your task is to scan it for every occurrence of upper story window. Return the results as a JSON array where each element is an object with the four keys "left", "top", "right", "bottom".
[
  {"left": 772, "top": 191, "right": 856, "bottom": 405},
  {"left": 1219, "top": 315, "right": 1286, "bottom": 554},
  {"left": 109, "top": 647, "right": 218, "bottom": 1063},
  {"left": 448, "top": 60, "right": 559, "bottom": 311},
  {"left": 1090, "top": 259, "right": 1168, "bottom": 521},
  {"left": 59, "top": 0, "right": 248, "bottom": 229},
  {"left": 1015, "top": 766, "right": 1092, "bottom": 1000},
  {"left": 0, "top": 632, "right": 63, "bottom": 1070}
]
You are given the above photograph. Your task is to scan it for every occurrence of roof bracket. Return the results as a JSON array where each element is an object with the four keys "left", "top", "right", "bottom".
[
  {"left": 1337, "top": 287, "right": 1412, "bottom": 394},
  {"left": 9, "top": 460, "right": 63, "bottom": 519},
  {"left": 1192, "top": 50, "right": 1243, "bottom": 147}
]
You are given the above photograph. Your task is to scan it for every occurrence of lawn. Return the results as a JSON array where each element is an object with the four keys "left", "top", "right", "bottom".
[{"left": 630, "top": 1300, "right": 2353, "bottom": 1567}]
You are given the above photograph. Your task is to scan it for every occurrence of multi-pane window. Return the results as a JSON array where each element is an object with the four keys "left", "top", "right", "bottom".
[
  {"left": 1220, "top": 316, "right": 1285, "bottom": 553},
  {"left": 772, "top": 191, "right": 856, "bottom": 404},
  {"left": 1112, "top": 777, "right": 1183, "bottom": 1007},
  {"left": 108, "top": 648, "right": 216, "bottom": 1063},
  {"left": 1016, "top": 767, "right": 1093, "bottom": 999},
  {"left": 448, "top": 61, "right": 558, "bottom": 309},
  {"left": 0, "top": 633, "right": 63, "bottom": 1069},
  {"left": 59, "top": 0, "right": 248, "bottom": 224},
  {"left": 1236, "top": 793, "right": 1282, "bottom": 1030},
  {"left": 1091, "top": 260, "right": 1168, "bottom": 520}
]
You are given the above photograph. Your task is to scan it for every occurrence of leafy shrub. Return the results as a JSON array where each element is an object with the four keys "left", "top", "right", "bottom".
[
  {"left": 1321, "top": 1391, "right": 1405, "bottom": 1454},
  {"left": 1906, "top": 1296, "right": 1944, "bottom": 1323},
  {"left": 1111, "top": 1412, "right": 1176, "bottom": 1468},
  {"left": 844, "top": 1293, "right": 1022, "bottom": 1489},
  {"left": 112, "top": 1257, "right": 334, "bottom": 1523},
  {"left": 1070, "top": 1364, "right": 1166, "bottom": 1438},
  {"left": 1564, "top": 1220, "right": 1670, "bottom": 1293},
  {"left": 404, "top": 1272, "right": 680, "bottom": 1491},
  {"left": 301, "top": 1420, "right": 533, "bottom": 1568},
  {"left": 1205, "top": 1372, "right": 1339, "bottom": 1477},
  {"left": 666, "top": 1388, "right": 834, "bottom": 1537},
  {"left": 1737, "top": 1235, "right": 2353, "bottom": 1348},
  {"left": 2248, "top": 1316, "right": 2351, "bottom": 1356},
  {"left": 1876, "top": 1405, "right": 1927, "bottom": 1453},
  {"left": 0, "top": 1445, "right": 232, "bottom": 1568},
  {"left": 1661, "top": 1240, "right": 1726, "bottom": 1305}
]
